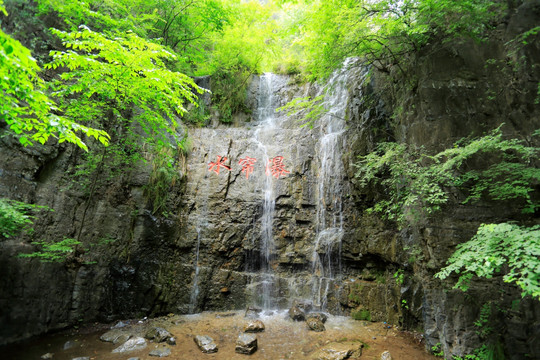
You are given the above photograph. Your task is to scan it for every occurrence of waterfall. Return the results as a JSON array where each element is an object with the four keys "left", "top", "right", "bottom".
[
  {"left": 184, "top": 62, "right": 367, "bottom": 314},
  {"left": 188, "top": 142, "right": 214, "bottom": 314},
  {"left": 254, "top": 73, "right": 277, "bottom": 310},
  {"left": 311, "top": 59, "right": 366, "bottom": 311}
]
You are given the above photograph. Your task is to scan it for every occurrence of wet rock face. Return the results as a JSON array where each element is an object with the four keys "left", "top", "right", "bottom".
[{"left": 345, "top": 1, "right": 540, "bottom": 358}]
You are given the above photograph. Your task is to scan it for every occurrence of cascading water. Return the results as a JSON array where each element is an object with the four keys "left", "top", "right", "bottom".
[
  {"left": 184, "top": 62, "right": 367, "bottom": 315},
  {"left": 252, "top": 73, "right": 280, "bottom": 310},
  {"left": 188, "top": 145, "right": 214, "bottom": 314},
  {"left": 310, "top": 59, "right": 366, "bottom": 311}
]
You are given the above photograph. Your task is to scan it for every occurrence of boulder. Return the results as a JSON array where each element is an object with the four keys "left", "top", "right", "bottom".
[
  {"left": 111, "top": 337, "right": 147, "bottom": 353},
  {"left": 244, "top": 307, "right": 262, "bottom": 319},
  {"left": 306, "top": 312, "right": 328, "bottom": 324},
  {"left": 63, "top": 340, "right": 77, "bottom": 350},
  {"left": 292, "top": 300, "right": 313, "bottom": 313},
  {"left": 244, "top": 320, "right": 265, "bottom": 333},
  {"left": 194, "top": 335, "right": 218, "bottom": 353},
  {"left": 306, "top": 317, "right": 325, "bottom": 332},
  {"left": 145, "top": 327, "right": 172, "bottom": 343},
  {"left": 100, "top": 329, "right": 131, "bottom": 344},
  {"left": 149, "top": 346, "right": 172, "bottom": 357},
  {"left": 235, "top": 333, "right": 258, "bottom": 355},
  {"left": 311, "top": 342, "right": 363, "bottom": 360},
  {"left": 288, "top": 305, "right": 306, "bottom": 321},
  {"left": 112, "top": 321, "right": 128, "bottom": 328}
]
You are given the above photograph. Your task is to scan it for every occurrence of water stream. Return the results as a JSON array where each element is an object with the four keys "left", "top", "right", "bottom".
[
  {"left": 310, "top": 60, "right": 367, "bottom": 311},
  {"left": 251, "top": 73, "right": 281, "bottom": 310},
  {"left": 188, "top": 142, "right": 215, "bottom": 314}
]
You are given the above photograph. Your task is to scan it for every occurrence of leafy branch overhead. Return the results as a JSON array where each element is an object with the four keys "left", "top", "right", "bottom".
[
  {"left": 45, "top": 26, "right": 206, "bottom": 147},
  {"left": 0, "top": 2, "right": 109, "bottom": 150}
]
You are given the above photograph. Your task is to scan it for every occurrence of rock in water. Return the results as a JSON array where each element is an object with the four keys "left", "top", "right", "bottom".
[
  {"left": 100, "top": 329, "right": 131, "bottom": 344},
  {"left": 311, "top": 342, "right": 363, "bottom": 360},
  {"left": 380, "top": 350, "right": 393, "bottom": 360},
  {"left": 235, "top": 333, "right": 258, "bottom": 355},
  {"left": 306, "top": 312, "right": 328, "bottom": 324},
  {"left": 149, "top": 346, "right": 172, "bottom": 357},
  {"left": 292, "top": 300, "right": 313, "bottom": 313},
  {"left": 111, "top": 337, "right": 147, "bottom": 353},
  {"left": 194, "top": 335, "right": 218, "bottom": 353},
  {"left": 41, "top": 354, "right": 53, "bottom": 360},
  {"left": 63, "top": 340, "right": 77, "bottom": 350},
  {"left": 145, "top": 327, "right": 172, "bottom": 343},
  {"left": 289, "top": 305, "right": 306, "bottom": 321},
  {"left": 244, "top": 307, "right": 262, "bottom": 319},
  {"left": 244, "top": 320, "right": 265, "bottom": 333},
  {"left": 306, "top": 317, "right": 325, "bottom": 332}
]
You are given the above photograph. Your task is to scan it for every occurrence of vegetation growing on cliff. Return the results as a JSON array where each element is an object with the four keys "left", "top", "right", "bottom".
[{"left": 355, "top": 128, "right": 540, "bottom": 300}]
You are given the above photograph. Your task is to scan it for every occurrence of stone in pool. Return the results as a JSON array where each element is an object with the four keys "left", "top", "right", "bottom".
[
  {"left": 288, "top": 305, "right": 305, "bottom": 321},
  {"left": 100, "top": 329, "right": 131, "bottom": 344},
  {"left": 306, "top": 312, "right": 328, "bottom": 324},
  {"left": 145, "top": 327, "right": 172, "bottom": 343},
  {"left": 311, "top": 342, "right": 363, "bottom": 360},
  {"left": 111, "top": 337, "right": 147, "bottom": 353},
  {"left": 194, "top": 335, "right": 218, "bottom": 353},
  {"left": 307, "top": 317, "right": 325, "bottom": 332},
  {"left": 244, "top": 320, "right": 265, "bottom": 333},
  {"left": 236, "top": 333, "right": 257, "bottom": 355},
  {"left": 149, "top": 345, "right": 172, "bottom": 357}
]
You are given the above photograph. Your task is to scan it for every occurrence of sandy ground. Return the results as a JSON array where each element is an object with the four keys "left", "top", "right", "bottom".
[{"left": 2, "top": 311, "right": 437, "bottom": 360}]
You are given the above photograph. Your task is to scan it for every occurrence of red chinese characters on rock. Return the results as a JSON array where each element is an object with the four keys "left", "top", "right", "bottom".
[
  {"left": 266, "top": 156, "right": 290, "bottom": 179},
  {"left": 208, "top": 155, "right": 231, "bottom": 174},
  {"left": 208, "top": 154, "right": 290, "bottom": 179},
  {"left": 238, "top": 156, "right": 257, "bottom": 179}
]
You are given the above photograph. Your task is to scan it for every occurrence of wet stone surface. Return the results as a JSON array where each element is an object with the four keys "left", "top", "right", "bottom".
[
  {"left": 145, "top": 327, "right": 172, "bottom": 343},
  {"left": 111, "top": 337, "right": 147, "bottom": 353},
  {"left": 289, "top": 305, "right": 306, "bottom": 321},
  {"left": 244, "top": 320, "right": 265, "bottom": 333},
  {"left": 311, "top": 342, "right": 362, "bottom": 360},
  {"left": 236, "top": 334, "right": 258, "bottom": 355},
  {"left": 194, "top": 335, "right": 218, "bottom": 353},
  {"left": 148, "top": 345, "right": 172, "bottom": 357},
  {"left": 306, "top": 317, "right": 325, "bottom": 332},
  {"left": 100, "top": 329, "right": 131, "bottom": 344}
]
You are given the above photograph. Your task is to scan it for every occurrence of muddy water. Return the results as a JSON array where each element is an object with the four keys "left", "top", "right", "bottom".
[{"left": 2, "top": 311, "right": 436, "bottom": 360}]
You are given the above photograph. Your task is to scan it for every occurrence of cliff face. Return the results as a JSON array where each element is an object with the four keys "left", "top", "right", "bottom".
[
  {"left": 0, "top": 1, "right": 539, "bottom": 359},
  {"left": 345, "top": 1, "right": 540, "bottom": 358}
]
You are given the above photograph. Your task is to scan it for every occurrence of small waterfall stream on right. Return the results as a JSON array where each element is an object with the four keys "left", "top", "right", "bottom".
[{"left": 310, "top": 60, "right": 368, "bottom": 312}]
